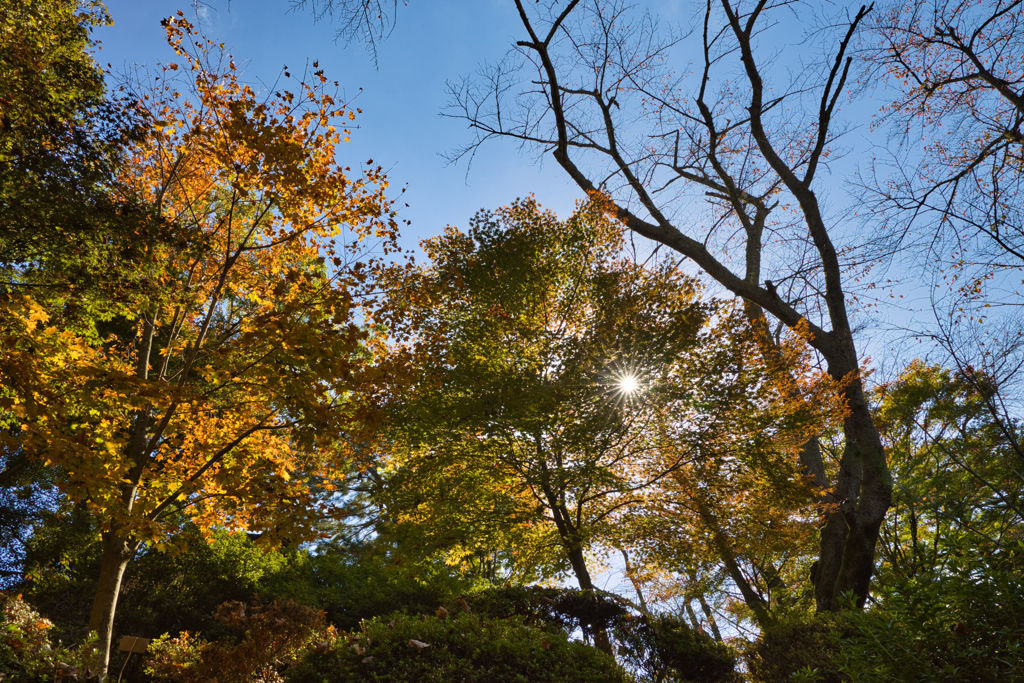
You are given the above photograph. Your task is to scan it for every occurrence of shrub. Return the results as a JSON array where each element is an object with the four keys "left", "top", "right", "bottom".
[
  {"left": 286, "top": 611, "right": 630, "bottom": 683},
  {"left": 617, "top": 613, "right": 738, "bottom": 683},
  {"left": 445, "top": 586, "right": 627, "bottom": 642},
  {"left": 262, "top": 547, "right": 472, "bottom": 632},
  {"left": 744, "top": 617, "right": 843, "bottom": 683},
  {"left": 146, "top": 599, "right": 333, "bottom": 683},
  {"left": 0, "top": 592, "right": 97, "bottom": 681},
  {"left": 445, "top": 586, "right": 739, "bottom": 682},
  {"left": 837, "top": 566, "right": 1024, "bottom": 682}
]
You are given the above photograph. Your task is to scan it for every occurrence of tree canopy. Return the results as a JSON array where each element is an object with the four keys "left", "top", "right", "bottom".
[
  {"left": 371, "top": 198, "right": 711, "bottom": 593},
  {"left": 1, "top": 1, "right": 1023, "bottom": 680}
]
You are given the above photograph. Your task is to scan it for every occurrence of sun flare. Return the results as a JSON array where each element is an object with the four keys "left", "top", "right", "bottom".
[{"left": 619, "top": 374, "right": 639, "bottom": 394}]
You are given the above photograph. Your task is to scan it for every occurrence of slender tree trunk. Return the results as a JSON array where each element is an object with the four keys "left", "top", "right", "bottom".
[
  {"left": 562, "top": 532, "right": 614, "bottom": 655},
  {"left": 85, "top": 320, "right": 155, "bottom": 676},
  {"left": 695, "top": 594, "right": 723, "bottom": 643},
  {"left": 565, "top": 540, "right": 595, "bottom": 591},
  {"left": 619, "top": 547, "right": 649, "bottom": 615},
  {"left": 694, "top": 498, "right": 774, "bottom": 628},
  {"left": 545, "top": 499, "right": 614, "bottom": 656},
  {"left": 88, "top": 531, "right": 140, "bottom": 677},
  {"left": 682, "top": 566, "right": 724, "bottom": 642},
  {"left": 684, "top": 600, "right": 702, "bottom": 631},
  {"left": 536, "top": 456, "right": 615, "bottom": 656}
]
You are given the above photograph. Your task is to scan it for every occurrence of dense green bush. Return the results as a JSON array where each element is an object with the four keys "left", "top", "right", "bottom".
[
  {"left": 744, "top": 617, "right": 843, "bottom": 683},
  {"left": 286, "top": 611, "right": 630, "bottom": 683},
  {"left": 262, "top": 546, "right": 473, "bottom": 631},
  {"left": 617, "top": 613, "right": 738, "bottom": 683},
  {"left": 444, "top": 586, "right": 627, "bottom": 641},
  {"left": 443, "top": 586, "right": 739, "bottom": 682},
  {"left": 837, "top": 565, "right": 1023, "bottom": 682},
  {"left": 445, "top": 586, "right": 739, "bottom": 682},
  {"left": 745, "top": 559, "right": 1024, "bottom": 683},
  {"left": 21, "top": 516, "right": 471, "bottom": 646}
]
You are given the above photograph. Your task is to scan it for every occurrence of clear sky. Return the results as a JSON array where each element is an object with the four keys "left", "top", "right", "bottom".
[{"left": 95, "top": 0, "right": 590, "bottom": 253}]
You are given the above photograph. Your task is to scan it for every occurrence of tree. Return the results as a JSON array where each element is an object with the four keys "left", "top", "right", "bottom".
[
  {"left": 371, "top": 198, "right": 713, "bottom": 648},
  {"left": 374, "top": 198, "right": 706, "bottom": 582},
  {"left": 0, "top": 0, "right": 154, "bottom": 511},
  {"left": 624, "top": 318, "right": 846, "bottom": 630},
  {"left": 444, "top": 0, "right": 890, "bottom": 611},
  {"left": 0, "top": 15, "right": 398, "bottom": 673},
  {"left": 0, "top": 0, "right": 152, "bottom": 302},
  {"left": 872, "top": 361, "right": 1022, "bottom": 583}
]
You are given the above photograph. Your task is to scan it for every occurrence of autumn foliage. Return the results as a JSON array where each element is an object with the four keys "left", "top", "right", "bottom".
[
  {"left": 1, "top": 13, "right": 398, "bottom": 673},
  {"left": 2, "top": 1, "right": 1023, "bottom": 680}
]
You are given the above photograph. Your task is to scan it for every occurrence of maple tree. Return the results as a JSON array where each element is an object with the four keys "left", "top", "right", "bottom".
[
  {"left": 0, "top": 14, "right": 398, "bottom": 674},
  {"left": 621, "top": 316, "right": 846, "bottom": 631},
  {"left": 370, "top": 199, "right": 711, "bottom": 633}
]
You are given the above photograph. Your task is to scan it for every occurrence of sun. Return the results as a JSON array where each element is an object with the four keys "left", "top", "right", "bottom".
[{"left": 618, "top": 374, "right": 639, "bottom": 394}]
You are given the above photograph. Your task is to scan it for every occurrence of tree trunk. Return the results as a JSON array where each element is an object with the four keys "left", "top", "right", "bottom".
[
  {"left": 619, "top": 548, "right": 649, "bottom": 614},
  {"left": 683, "top": 566, "right": 724, "bottom": 642},
  {"left": 684, "top": 600, "right": 702, "bottom": 631},
  {"left": 695, "top": 594, "right": 723, "bottom": 643},
  {"left": 537, "top": 467, "right": 615, "bottom": 656},
  {"left": 564, "top": 537, "right": 595, "bottom": 592},
  {"left": 546, "top": 501, "right": 614, "bottom": 656},
  {"left": 814, "top": 358, "right": 892, "bottom": 611},
  {"left": 694, "top": 497, "right": 774, "bottom": 628},
  {"left": 88, "top": 531, "right": 139, "bottom": 677},
  {"left": 562, "top": 534, "right": 614, "bottom": 655}
]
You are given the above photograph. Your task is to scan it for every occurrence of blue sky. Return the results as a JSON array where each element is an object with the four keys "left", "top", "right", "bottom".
[
  {"left": 92, "top": 0, "right": 943, "bottom": 373},
  {"left": 96, "top": 0, "right": 588, "bottom": 252}
]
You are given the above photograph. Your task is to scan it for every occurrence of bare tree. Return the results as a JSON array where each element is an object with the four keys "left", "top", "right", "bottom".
[{"left": 447, "top": 0, "right": 889, "bottom": 611}]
